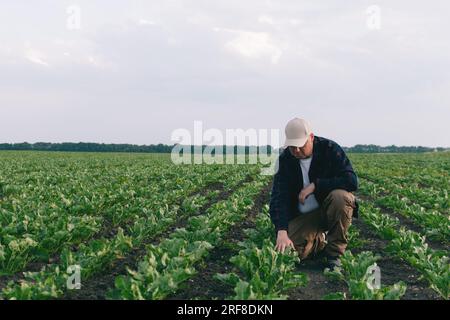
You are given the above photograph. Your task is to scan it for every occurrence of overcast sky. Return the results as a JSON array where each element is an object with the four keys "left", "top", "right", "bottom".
[{"left": 1, "top": 0, "right": 449, "bottom": 147}]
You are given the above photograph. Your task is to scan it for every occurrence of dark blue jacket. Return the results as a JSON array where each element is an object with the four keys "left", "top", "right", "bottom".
[{"left": 269, "top": 136, "right": 358, "bottom": 232}]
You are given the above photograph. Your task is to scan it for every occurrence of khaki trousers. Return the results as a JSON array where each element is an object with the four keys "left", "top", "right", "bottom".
[{"left": 287, "top": 189, "right": 356, "bottom": 259}]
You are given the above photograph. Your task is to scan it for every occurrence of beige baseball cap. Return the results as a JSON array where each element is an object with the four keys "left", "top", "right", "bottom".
[{"left": 283, "top": 118, "right": 312, "bottom": 148}]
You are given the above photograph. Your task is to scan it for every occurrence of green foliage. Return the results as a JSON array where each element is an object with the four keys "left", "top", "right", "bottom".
[
  {"left": 216, "top": 245, "right": 307, "bottom": 300},
  {"left": 215, "top": 205, "right": 307, "bottom": 300},
  {"left": 1, "top": 151, "right": 448, "bottom": 301},
  {"left": 347, "top": 225, "right": 366, "bottom": 249},
  {"left": 0, "top": 152, "right": 262, "bottom": 299},
  {"left": 324, "top": 251, "right": 406, "bottom": 300},
  {"left": 109, "top": 178, "right": 269, "bottom": 300},
  {"left": 358, "top": 200, "right": 449, "bottom": 300}
]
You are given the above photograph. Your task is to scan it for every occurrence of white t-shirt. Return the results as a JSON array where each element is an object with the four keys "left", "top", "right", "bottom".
[{"left": 298, "top": 157, "right": 320, "bottom": 214}]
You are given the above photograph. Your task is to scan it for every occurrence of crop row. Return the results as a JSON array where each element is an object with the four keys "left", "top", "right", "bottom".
[
  {"left": 359, "top": 179, "right": 449, "bottom": 243},
  {"left": 350, "top": 153, "right": 449, "bottom": 190},
  {"left": 358, "top": 200, "right": 449, "bottom": 299},
  {"left": 0, "top": 163, "right": 246, "bottom": 275},
  {"left": 357, "top": 172, "right": 448, "bottom": 213},
  {"left": 0, "top": 165, "right": 258, "bottom": 299},
  {"left": 215, "top": 205, "right": 307, "bottom": 300},
  {"left": 323, "top": 250, "right": 407, "bottom": 300},
  {"left": 109, "top": 178, "right": 270, "bottom": 300}
]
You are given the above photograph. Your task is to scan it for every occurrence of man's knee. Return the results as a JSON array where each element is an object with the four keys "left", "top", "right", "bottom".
[
  {"left": 324, "top": 189, "right": 355, "bottom": 219},
  {"left": 287, "top": 212, "right": 324, "bottom": 259}
]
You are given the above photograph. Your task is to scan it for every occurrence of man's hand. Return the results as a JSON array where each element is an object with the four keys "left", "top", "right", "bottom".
[
  {"left": 275, "top": 230, "right": 295, "bottom": 253},
  {"left": 298, "top": 182, "right": 315, "bottom": 204}
]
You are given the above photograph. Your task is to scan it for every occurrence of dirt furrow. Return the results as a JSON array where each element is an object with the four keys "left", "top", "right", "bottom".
[{"left": 287, "top": 258, "right": 347, "bottom": 300}]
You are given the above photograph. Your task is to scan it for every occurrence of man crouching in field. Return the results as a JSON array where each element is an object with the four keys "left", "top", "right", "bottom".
[{"left": 269, "top": 118, "right": 359, "bottom": 270}]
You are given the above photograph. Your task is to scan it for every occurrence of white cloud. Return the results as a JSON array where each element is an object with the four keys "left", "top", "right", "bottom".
[
  {"left": 258, "top": 15, "right": 275, "bottom": 25},
  {"left": 216, "top": 28, "right": 284, "bottom": 64},
  {"left": 24, "top": 48, "right": 49, "bottom": 67},
  {"left": 138, "top": 18, "right": 156, "bottom": 26}
]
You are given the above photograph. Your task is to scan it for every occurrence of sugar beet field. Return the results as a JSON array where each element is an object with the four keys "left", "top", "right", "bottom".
[{"left": 0, "top": 151, "right": 448, "bottom": 300}]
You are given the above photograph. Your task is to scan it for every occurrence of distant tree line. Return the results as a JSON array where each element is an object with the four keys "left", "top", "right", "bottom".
[
  {"left": 0, "top": 142, "right": 273, "bottom": 154},
  {"left": 0, "top": 142, "right": 173, "bottom": 153},
  {"left": 342, "top": 144, "right": 447, "bottom": 153},
  {"left": 0, "top": 142, "right": 447, "bottom": 154}
]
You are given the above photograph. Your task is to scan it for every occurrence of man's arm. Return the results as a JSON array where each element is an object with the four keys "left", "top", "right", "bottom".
[
  {"left": 314, "top": 143, "right": 358, "bottom": 194},
  {"left": 269, "top": 154, "right": 290, "bottom": 232},
  {"left": 269, "top": 153, "right": 296, "bottom": 253}
]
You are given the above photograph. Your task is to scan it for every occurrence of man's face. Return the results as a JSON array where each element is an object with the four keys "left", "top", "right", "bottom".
[{"left": 289, "top": 133, "right": 314, "bottom": 159}]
